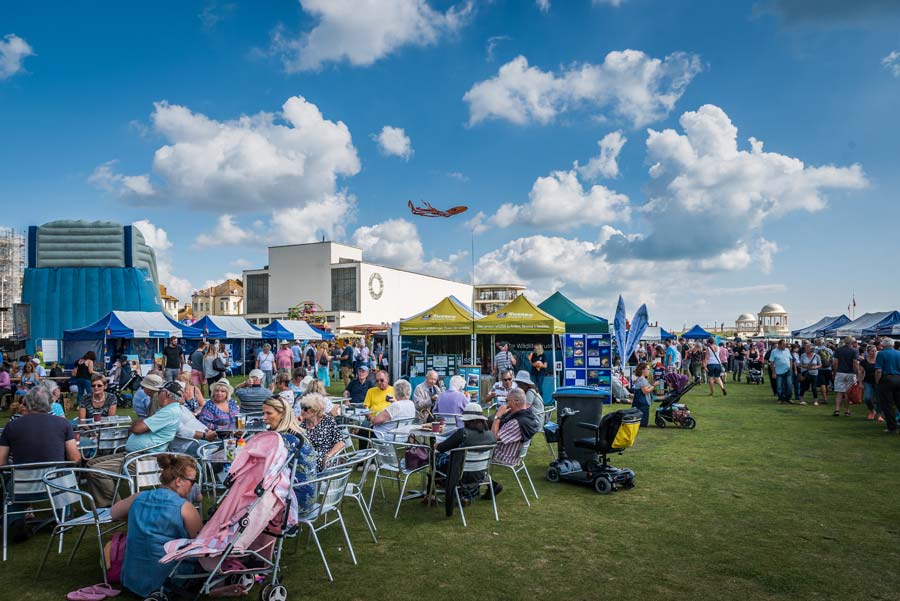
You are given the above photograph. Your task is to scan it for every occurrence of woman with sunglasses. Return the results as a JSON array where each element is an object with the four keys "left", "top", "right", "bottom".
[
  {"left": 261, "top": 395, "right": 318, "bottom": 513},
  {"left": 77, "top": 373, "right": 118, "bottom": 420},
  {"left": 111, "top": 453, "right": 202, "bottom": 598},
  {"left": 297, "top": 393, "right": 345, "bottom": 470}
]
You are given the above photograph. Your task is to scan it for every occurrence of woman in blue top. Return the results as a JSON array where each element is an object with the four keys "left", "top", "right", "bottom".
[
  {"left": 110, "top": 454, "right": 202, "bottom": 597},
  {"left": 197, "top": 380, "right": 239, "bottom": 432},
  {"left": 261, "top": 395, "right": 318, "bottom": 514},
  {"left": 631, "top": 363, "right": 657, "bottom": 427}
]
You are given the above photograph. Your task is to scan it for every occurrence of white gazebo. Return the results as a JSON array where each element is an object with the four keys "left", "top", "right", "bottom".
[
  {"left": 757, "top": 303, "right": 789, "bottom": 337},
  {"left": 735, "top": 313, "right": 757, "bottom": 334}
]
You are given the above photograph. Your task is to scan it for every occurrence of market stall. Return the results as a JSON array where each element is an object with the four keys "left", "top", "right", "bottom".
[
  {"left": 640, "top": 326, "right": 675, "bottom": 342},
  {"left": 191, "top": 315, "right": 263, "bottom": 374},
  {"left": 475, "top": 295, "right": 565, "bottom": 399},
  {"left": 260, "top": 319, "right": 334, "bottom": 342},
  {"left": 63, "top": 310, "right": 203, "bottom": 372},
  {"left": 538, "top": 291, "right": 611, "bottom": 395},
  {"left": 863, "top": 311, "right": 900, "bottom": 337},
  {"left": 397, "top": 296, "right": 482, "bottom": 390},
  {"left": 791, "top": 315, "right": 850, "bottom": 339},
  {"left": 681, "top": 324, "right": 714, "bottom": 340},
  {"left": 824, "top": 311, "right": 896, "bottom": 338}
]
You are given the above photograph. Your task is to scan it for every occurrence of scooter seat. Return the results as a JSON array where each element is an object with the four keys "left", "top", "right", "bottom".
[{"left": 574, "top": 437, "right": 607, "bottom": 452}]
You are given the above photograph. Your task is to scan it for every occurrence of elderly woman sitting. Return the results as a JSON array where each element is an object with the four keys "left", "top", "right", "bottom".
[
  {"left": 434, "top": 375, "right": 469, "bottom": 424},
  {"left": 370, "top": 378, "right": 416, "bottom": 438},
  {"left": 261, "top": 395, "right": 317, "bottom": 513},
  {"left": 197, "top": 379, "right": 239, "bottom": 432},
  {"left": 38, "top": 379, "right": 66, "bottom": 417},
  {"left": 297, "top": 393, "right": 345, "bottom": 470}
]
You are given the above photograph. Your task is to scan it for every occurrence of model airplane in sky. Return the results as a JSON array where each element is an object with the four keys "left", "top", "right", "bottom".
[{"left": 408, "top": 200, "right": 469, "bottom": 218}]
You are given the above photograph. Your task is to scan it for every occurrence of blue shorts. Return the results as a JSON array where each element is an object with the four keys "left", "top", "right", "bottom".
[{"left": 707, "top": 365, "right": 723, "bottom": 378}]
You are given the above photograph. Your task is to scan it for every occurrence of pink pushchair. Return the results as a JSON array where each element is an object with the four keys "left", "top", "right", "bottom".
[{"left": 151, "top": 432, "right": 299, "bottom": 601}]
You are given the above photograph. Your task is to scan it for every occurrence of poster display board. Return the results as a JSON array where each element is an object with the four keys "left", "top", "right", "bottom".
[
  {"left": 424, "top": 354, "right": 462, "bottom": 378},
  {"left": 460, "top": 364, "right": 481, "bottom": 403},
  {"left": 563, "top": 333, "right": 612, "bottom": 401}
]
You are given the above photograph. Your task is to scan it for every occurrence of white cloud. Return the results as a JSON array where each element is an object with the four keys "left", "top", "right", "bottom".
[
  {"left": 194, "top": 215, "right": 259, "bottom": 248},
  {"left": 536, "top": 0, "right": 551, "bottom": 12},
  {"left": 463, "top": 50, "right": 703, "bottom": 128},
  {"left": 577, "top": 130, "right": 626, "bottom": 179},
  {"left": 350, "top": 218, "right": 463, "bottom": 278},
  {"left": 602, "top": 104, "right": 867, "bottom": 263},
  {"left": 275, "top": 0, "right": 473, "bottom": 72},
  {"left": 447, "top": 171, "right": 469, "bottom": 182},
  {"left": 0, "top": 34, "right": 34, "bottom": 79},
  {"left": 231, "top": 258, "right": 254, "bottom": 268},
  {"left": 132, "top": 220, "right": 194, "bottom": 302},
  {"left": 88, "top": 161, "right": 155, "bottom": 197},
  {"left": 486, "top": 35, "right": 511, "bottom": 61},
  {"left": 373, "top": 125, "right": 413, "bottom": 159},
  {"left": 593, "top": 0, "right": 625, "bottom": 6},
  {"left": 475, "top": 169, "right": 630, "bottom": 232},
  {"left": 882, "top": 50, "right": 900, "bottom": 78},
  {"left": 92, "top": 96, "right": 361, "bottom": 249}
]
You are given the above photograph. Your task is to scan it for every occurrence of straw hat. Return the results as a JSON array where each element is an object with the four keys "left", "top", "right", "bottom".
[
  {"left": 210, "top": 379, "right": 234, "bottom": 397},
  {"left": 513, "top": 370, "right": 535, "bottom": 387},
  {"left": 141, "top": 373, "right": 164, "bottom": 391}
]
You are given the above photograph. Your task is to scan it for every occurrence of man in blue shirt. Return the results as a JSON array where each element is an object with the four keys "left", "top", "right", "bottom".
[
  {"left": 132, "top": 373, "right": 165, "bottom": 418},
  {"left": 343, "top": 364, "right": 373, "bottom": 404},
  {"left": 768, "top": 339, "right": 795, "bottom": 404},
  {"left": 875, "top": 337, "right": 900, "bottom": 433},
  {"left": 664, "top": 339, "right": 680, "bottom": 373},
  {"left": 291, "top": 340, "right": 303, "bottom": 368}
]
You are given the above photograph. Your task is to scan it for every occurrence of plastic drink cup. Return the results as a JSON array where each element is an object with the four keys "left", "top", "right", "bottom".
[
  {"left": 236, "top": 415, "right": 245, "bottom": 430},
  {"left": 431, "top": 422, "right": 441, "bottom": 433},
  {"left": 93, "top": 414, "right": 102, "bottom": 422}
]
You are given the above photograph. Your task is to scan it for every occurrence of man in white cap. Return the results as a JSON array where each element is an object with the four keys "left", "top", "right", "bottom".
[
  {"left": 343, "top": 364, "right": 373, "bottom": 405},
  {"left": 133, "top": 373, "right": 164, "bottom": 419},
  {"left": 235, "top": 369, "right": 271, "bottom": 413},
  {"left": 31, "top": 357, "right": 47, "bottom": 379}
]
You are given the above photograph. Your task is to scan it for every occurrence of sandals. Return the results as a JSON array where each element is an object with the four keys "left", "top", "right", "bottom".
[
  {"left": 844, "top": 411, "right": 851, "bottom": 417},
  {"left": 66, "top": 584, "right": 121, "bottom": 601},
  {"left": 832, "top": 411, "right": 840, "bottom": 417}
]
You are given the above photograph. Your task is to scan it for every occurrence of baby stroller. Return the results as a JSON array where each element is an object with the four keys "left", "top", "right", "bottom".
[
  {"left": 547, "top": 407, "right": 641, "bottom": 494},
  {"left": 150, "top": 431, "right": 298, "bottom": 601},
  {"left": 655, "top": 372, "right": 697, "bottom": 429},
  {"left": 747, "top": 360, "right": 764, "bottom": 385},
  {"left": 109, "top": 371, "right": 141, "bottom": 408}
]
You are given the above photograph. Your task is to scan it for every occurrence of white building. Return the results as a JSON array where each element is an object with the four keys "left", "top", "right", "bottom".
[
  {"left": 735, "top": 313, "right": 757, "bottom": 334},
  {"left": 0, "top": 228, "right": 25, "bottom": 338},
  {"left": 757, "top": 303, "right": 790, "bottom": 337},
  {"left": 243, "top": 241, "right": 473, "bottom": 328}
]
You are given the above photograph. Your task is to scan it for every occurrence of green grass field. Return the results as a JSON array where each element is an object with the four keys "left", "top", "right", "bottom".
[{"left": 3, "top": 378, "right": 899, "bottom": 600}]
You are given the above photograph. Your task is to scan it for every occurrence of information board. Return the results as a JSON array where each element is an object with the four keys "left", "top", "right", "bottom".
[{"left": 563, "top": 333, "right": 612, "bottom": 401}]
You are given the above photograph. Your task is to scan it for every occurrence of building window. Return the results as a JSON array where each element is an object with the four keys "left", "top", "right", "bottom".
[
  {"left": 246, "top": 273, "right": 269, "bottom": 314},
  {"left": 331, "top": 267, "right": 357, "bottom": 312},
  {"left": 220, "top": 299, "right": 228, "bottom": 312}
]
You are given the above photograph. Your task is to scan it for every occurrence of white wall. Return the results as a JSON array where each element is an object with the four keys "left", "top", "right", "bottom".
[
  {"left": 267, "top": 242, "right": 361, "bottom": 312},
  {"left": 354, "top": 263, "right": 472, "bottom": 325}
]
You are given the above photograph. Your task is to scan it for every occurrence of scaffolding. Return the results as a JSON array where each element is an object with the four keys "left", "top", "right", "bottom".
[{"left": 0, "top": 227, "right": 25, "bottom": 338}]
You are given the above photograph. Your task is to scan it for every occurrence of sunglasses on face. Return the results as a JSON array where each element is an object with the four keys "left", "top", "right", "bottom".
[
  {"left": 502, "top": 378, "right": 512, "bottom": 382},
  {"left": 376, "top": 379, "right": 387, "bottom": 383},
  {"left": 180, "top": 476, "right": 197, "bottom": 485},
  {"left": 300, "top": 405, "right": 312, "bottom": 411},
  {"left": 92, "top": 384, "right": 104, "bottom": 388}
]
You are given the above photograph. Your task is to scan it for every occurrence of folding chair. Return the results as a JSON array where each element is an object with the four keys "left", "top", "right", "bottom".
[
  {"left": 121, "top": 451, "right": 201, "bottom": 511},
  {"left": 445, "top": 444, "right": 498, "bottom": 528},
  {"left": 37, "top": 467, "right": 132, "bottom": 585},
  {"left": 1, "top": 461, "right": 75, "bottom": 561},
  {"left": 325, "top": 447, "right": 378, "bottom": 543},
  {"left": 491, "top": 439, "right": 539, "bottom": 506},
  {"left": 289, "top": 468, "right": 356, "bottom": 582},
  {"left": 367, "top": 436, "right": 431, "bottom": 519}
]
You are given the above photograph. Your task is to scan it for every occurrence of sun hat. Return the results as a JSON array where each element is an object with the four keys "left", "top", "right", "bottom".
[
  {"left": 460, "top": 401, "right": 487, "bottom": 422},
  {"left": 181, "top": 364, "right": 193, "bottom": 373},
  {"left": 513, "top": 370, "right": 535, "bottom": 387},
  {"left": 31, "top": 357, "right": 40, "bottom": 364},
  {"left": 249, "top": 368, "right": 265, "bottom": 379},
  {"left": 141, "top": 373, "right": 164, "bottom": 391}
]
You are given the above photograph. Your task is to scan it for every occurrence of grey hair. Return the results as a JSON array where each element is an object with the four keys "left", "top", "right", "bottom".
[
  {"left": 23, "top": 387, "right": 52, "bottom": 413},
  {"left": 449, "top": 375, "right": 466, "bottom": 392},
  {"left": 813, "top": 338, "right": 823, "bottom": 346},
  {"left": 882, "top": 337, "right": 894, "bottom": 348},
  {"left": 392, "top": 379, "right": 412, "bottom": 400},
  {"left": 501, "top": 369, "right": 515, "bottom": 379},
  {"left": 301, "top": 393, "right": 327, "bottom": 417},
  {"left": 506, "top": 388, "right": 527, "bottom": 405},
  {"left": 426, "top": 370, "right": 439, "bottom": 379},
  {"left": 39, "top": 379, "right": 60, "bottom": 395}
]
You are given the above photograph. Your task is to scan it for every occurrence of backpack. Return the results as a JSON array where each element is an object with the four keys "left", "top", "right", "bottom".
[
  {"left": 817, "top": 348, "right": 832, "bottom": 369},
  {"left": 103, "top": 532, "right": 127, "bottom": 584}
]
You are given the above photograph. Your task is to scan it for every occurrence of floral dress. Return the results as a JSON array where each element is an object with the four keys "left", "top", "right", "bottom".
[
  {"left": 304, "top": 416, "right": 343, "bottom": 471},
  {"left": 197, "top": 398, "right": 239, "bottom": 431},
  {"left": 279, "top": 431, "right": 318, "bottom": 514}
]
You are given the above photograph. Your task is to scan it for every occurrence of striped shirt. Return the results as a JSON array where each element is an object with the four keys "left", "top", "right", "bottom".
[
  {"left": 494, "top": 351, "right": 516, "bottom": 374},
  {"left": 492, "top": 418, "right": 524, "bottom": 466}
]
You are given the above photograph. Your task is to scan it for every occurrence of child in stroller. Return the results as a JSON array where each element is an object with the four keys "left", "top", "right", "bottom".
[{"left": 655, "top": 372, "right": 697, "bottom": 429}]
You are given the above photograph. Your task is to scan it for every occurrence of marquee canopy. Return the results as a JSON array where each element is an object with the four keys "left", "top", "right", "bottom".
[
  {"left": 863, "top": 311, "right": 900, "bottom": 337},
  {"left": 261, "top": 319, "right": 334, "bottom": 341},
  {"left": 63, "top": 310, "right": 203, "bottom": 341},
  {"left": 399, "top": 296, "right": 483, "bottom": 336},
  {"left": 791, "top": 315, "right": 850, "bottom": 339},
  {"left": 681, "top": 324, "right": 714, "bottom": 340},
  {"left": 475, "top": 295, "right": 565, "bottom": 335},
  {"left": 641, "top": 326, "right": 676, "bottom": 342},
  {"left": 191, "top": 315, "right": 262, "bottom": 339},
  {"left": 824, "top": 311, "right": 894, "bottom": 338},
  {"left": 537, "top": 291, "right": 608, "bottom": 334}
]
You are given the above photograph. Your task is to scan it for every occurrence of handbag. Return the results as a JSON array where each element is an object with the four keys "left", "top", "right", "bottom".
[
  {"left": 212, "top": 357, "right": 227, "bottom": 372},
  {"left": 847, "top": 382, "right": 863, "bottom": 405},
  {"left": 403, "top": 437, "right": 429, "bottom": 470}
]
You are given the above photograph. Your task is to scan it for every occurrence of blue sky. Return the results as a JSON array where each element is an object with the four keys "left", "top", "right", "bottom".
[{"left": 2, "top": 0, "right": 899, "bottom": 329}]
